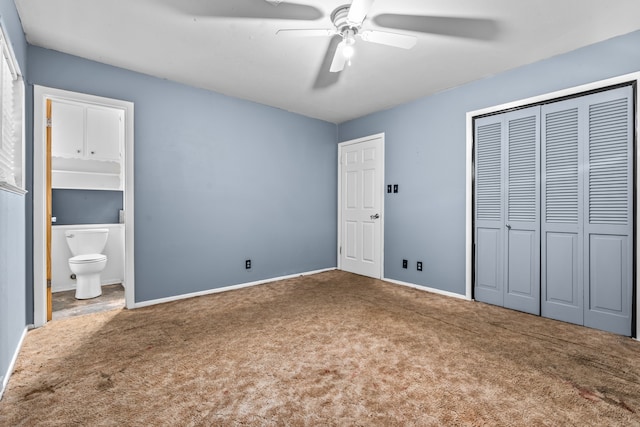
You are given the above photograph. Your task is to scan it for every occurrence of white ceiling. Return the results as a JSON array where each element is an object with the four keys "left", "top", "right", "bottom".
[{"left": 15, "top": 0, "right": 640, "bottom": 123}]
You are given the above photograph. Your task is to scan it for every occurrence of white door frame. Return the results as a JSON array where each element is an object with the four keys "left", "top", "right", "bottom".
[
  {"left": 466, "top": 72, "right": 640, "bottom": 338},
  {"left": 33, "top": 85, "right": 135, "bottom": 327},
  {"left": 337, "top": 132, "right": 385, "bottom": 279}
]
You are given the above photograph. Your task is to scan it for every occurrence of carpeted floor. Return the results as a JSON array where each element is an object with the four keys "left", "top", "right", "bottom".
[{"left": 1, "top": 270, "right": 639, "bottom": 426}]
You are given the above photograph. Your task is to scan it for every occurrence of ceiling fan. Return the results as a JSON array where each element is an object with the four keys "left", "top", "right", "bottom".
[
  {"left": 161, "top": 0, "right": 499, "bottom": 77},
  {"left": 277, "top": 0, "right": 417, "bottom": 73},
  {"left": 275, "top": 0, "right": 499, "bottom": 73}
]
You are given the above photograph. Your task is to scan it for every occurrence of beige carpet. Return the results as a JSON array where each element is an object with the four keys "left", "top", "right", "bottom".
[{"left": 1, "top": 270, "right": 639, "bottom": 426}]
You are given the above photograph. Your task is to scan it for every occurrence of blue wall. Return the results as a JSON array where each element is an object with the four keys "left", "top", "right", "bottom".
[
  {"left": 0, "top": 2, "right": 27, "bottom": 396},
  {"left": 0, "top": 191, "right": 26, "bottom": 395},
  {"left": 27, "top": 46, "right": 338, "bottom": 302},
  {"left": 51, "top": 189, "right": 123, "bottom": 225},
  {"left": 338, "top": 30, "right": 640, "bottom": 295}
]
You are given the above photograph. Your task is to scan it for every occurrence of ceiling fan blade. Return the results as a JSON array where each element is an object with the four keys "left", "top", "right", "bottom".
[
  {"left": 359, "top": 30, "right": 417, "bottom": 49},
  {"left": 373, "top": 14, "right": 500, "bottom": 40},
  {"left": 158, "top": 0, "right": 323, "bottom": 21},
  {"left": 347, "top": 0, "right": 375, "bottom": 25},
  {"left": 276, "top": 29, "right": 336, "bottom": 37},
  {"left": 329, "top": 42, "right": 347, "bottom": 73},
  {"left": 313, "top": 35, "right": 343, "bottom": 89}
]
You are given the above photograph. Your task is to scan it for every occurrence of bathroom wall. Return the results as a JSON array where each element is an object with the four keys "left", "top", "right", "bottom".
[
  {"left": 51, "top": 189, "right": 124, "bottom": 293},
  {"left": 52, "top": 189, "right": 123, "bottom": 225}
]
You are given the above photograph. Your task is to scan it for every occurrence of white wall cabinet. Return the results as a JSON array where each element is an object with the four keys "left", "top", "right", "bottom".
[
  {"left": 51, "top": 101, "right": 84, "bottom": 158},
  {"left": 51, "top": 100, "right": 124, "bottom": 190},
  {"left": 86, "top": 107, "right": 122, "bottom": 161}
]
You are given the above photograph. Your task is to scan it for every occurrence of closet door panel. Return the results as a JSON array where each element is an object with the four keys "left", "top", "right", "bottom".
[
  {"left": 589, "top": 234, "right": 626, "bottom": 312},
  {"left": 474, "top": 118, "right": 504, "bottom": 306},
  {"left": 506, "top": 230, "right": 536, "bottom": 294},
  {"left": 476, "top": 228, "right": 502, "bottom": 304},
  {"left": 504, "top": 110, "right": 540, "bottom": 315},
  {"left": 583, "top": 88, "right": 633, "bottom": 336},
  {"left": 541, "top": 102, "right": 583, "bottom": 325},
  {"left": 543, "top": 231, "right": 581, "bottom": 322}
]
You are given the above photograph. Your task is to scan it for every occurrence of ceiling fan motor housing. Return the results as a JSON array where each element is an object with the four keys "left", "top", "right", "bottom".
[{"left": 332, "top": 6, "right": 359, "bottom": 35}]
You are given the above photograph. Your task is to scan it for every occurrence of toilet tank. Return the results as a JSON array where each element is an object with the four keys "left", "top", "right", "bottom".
[{"left": 65, "top": 228, "right": 109, "bottom": 256}]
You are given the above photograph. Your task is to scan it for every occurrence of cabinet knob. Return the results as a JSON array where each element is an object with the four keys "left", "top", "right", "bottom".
[
  {"left": 76, "top": 149, "right": 81, "bottom": 153},
  {"left": 91, "top": 151, "right": 95, "bottom": 154}
]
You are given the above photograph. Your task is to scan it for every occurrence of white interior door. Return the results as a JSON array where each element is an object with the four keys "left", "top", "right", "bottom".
[{"left": 339, "top": 134, "right": 384, "bottom": 279}]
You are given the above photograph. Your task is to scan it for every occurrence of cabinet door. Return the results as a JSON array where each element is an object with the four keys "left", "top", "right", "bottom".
[
  {"left": 86, "top": 107, "right": 122, "bottom": 161},
  {"left": 51, "top": 101, "right": 85, "bottom": 158}
]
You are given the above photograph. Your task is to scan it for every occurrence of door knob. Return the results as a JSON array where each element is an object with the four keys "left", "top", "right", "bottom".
[
  {"left": 370, "top": 213, "right": 380, "bottom": 220},
  {"left": 506, "top": 223, "right": 511, "bottom": 229}
]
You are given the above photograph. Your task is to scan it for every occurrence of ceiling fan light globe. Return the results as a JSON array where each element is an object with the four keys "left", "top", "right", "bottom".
[{"left": 342, "top": 44, "right": 355, "bottom": 59}]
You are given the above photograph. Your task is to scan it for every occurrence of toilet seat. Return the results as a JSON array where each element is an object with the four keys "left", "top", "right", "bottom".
[{"left": 69, "top": 254, "right": 107, "bottom": 264}]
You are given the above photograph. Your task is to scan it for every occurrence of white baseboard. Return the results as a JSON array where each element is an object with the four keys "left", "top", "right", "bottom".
[
  {"left": 133, "top": 267, "right": 337, "bottom": 309},
  {"left": 0, "top": 326, "right": 28, "bottom": 401},
  {"left": 383, "top": 277, "right": 471, "bottom": 300}
]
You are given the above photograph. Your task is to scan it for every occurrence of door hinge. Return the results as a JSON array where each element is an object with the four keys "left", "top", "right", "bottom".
[
  {"left": 339, "top": 246, "right": 342, "bottom": 255},
  {"left": 46, "top": 118, "right": 52, "bottom": 128}
]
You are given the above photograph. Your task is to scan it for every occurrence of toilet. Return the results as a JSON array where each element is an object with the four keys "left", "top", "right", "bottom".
[{"left": 65, "top": 228, "right": 109, "bottom": 299}]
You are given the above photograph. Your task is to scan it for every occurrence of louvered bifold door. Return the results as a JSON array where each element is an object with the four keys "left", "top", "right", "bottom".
[
  {"left": 541, "top": 100, "right": 584, "bottom": 326},
  {"left": 583, "top": 87, "right": 633, "bottom": 336},
  {"left": 475, "top": 116, "right": 505, "bottom": 306},
  {"left": 503, "top": 107, "right": 540, "bottom": 315},
  {"left": 542, "top": 86, "right": 634, "bottom": 336}
]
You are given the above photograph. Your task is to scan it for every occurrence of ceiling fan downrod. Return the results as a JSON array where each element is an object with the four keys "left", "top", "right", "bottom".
[{"left": 332, "top": 6, "right": 359, "bottom": 61}]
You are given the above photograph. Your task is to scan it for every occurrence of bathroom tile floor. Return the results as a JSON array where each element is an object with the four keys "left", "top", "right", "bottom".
[{"left": 52, "top": 283, "right": 125, "bottom": 320}]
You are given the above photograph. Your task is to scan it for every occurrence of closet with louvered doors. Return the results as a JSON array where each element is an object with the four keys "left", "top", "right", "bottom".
[{"left": 474, "top": 85, "right": 634, "bottom": 336}]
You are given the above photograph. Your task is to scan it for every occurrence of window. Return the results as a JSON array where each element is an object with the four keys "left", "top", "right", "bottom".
[{"left": 0, "top": 24, "right": 24, "bottom": 193}]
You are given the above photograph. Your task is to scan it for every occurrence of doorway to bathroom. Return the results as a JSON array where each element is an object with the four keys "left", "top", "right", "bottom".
[{"left": 33, "top": 86, "right": 135, "bottom": 327}]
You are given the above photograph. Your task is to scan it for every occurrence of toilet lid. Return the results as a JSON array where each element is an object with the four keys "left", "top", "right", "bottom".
[{"left": 69, "top": 254, "right": 107, "bottom": 264}]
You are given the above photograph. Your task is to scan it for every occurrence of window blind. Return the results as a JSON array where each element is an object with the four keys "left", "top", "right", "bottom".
[{"left": 0, "top": 25, "right": 23, "bottom": 191}]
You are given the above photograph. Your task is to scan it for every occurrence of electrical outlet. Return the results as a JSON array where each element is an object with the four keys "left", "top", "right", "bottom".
[
  {"left": 417, "top": 261, "right": 423, "bottom": 271},
  {"left": 245, "top": 259, "right": 251, "bottom": 269},
  {"left": 402, "top": 259, "right": 408, "bottom": 269}
]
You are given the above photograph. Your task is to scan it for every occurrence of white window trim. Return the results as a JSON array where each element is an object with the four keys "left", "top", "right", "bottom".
[{"left": 0, "top": 23, "right": 25, "bottom": 195}]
